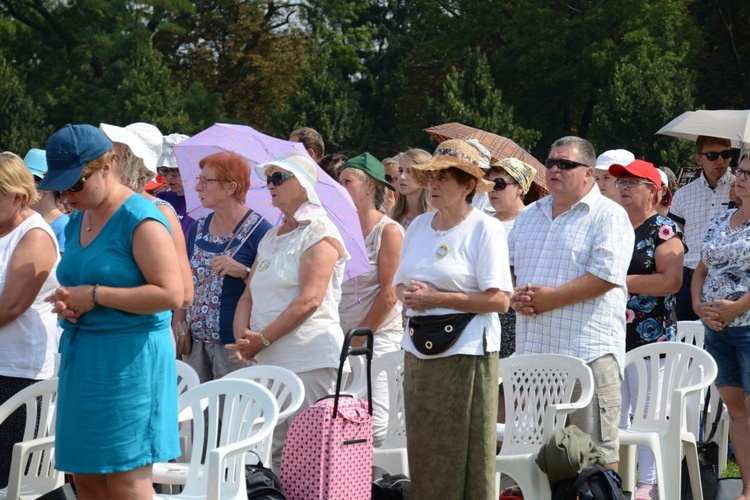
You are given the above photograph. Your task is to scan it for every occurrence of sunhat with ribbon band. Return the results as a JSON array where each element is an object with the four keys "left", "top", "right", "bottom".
[{"left": 409, "top": 139, "right": 495, "bottom": 194}]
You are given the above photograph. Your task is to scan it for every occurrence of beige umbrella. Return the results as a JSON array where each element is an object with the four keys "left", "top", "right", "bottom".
[{"left": 656, "top": 109, "right": 750, "bottom": 149}]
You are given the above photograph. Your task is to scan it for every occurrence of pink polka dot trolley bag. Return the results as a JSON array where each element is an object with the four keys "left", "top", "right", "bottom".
[{"left": 281, "top": 327, "right": 374, "bottom": 500}]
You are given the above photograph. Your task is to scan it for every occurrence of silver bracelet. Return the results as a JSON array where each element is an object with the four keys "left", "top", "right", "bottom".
[{"left": 93, "top": 284, "right": 100, "bottom": 307}]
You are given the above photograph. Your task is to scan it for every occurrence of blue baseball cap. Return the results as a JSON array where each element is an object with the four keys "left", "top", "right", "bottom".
[
  {"left": 39, "top": 124, "right": 113, "bottom": 191},
  {"left": 23, "top": 148, "right": 48, "bottom": 179}
]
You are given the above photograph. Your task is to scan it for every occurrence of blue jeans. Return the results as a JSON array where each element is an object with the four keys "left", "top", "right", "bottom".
[{"left": 704, "top": 324, "right": 750, "bottom": 396}]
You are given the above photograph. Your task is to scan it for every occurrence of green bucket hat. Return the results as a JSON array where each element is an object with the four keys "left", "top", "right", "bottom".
[{"left": 342, "top": 152, "right": 396, "bottom": 191}]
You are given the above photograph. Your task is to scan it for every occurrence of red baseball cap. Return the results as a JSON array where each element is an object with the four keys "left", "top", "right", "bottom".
[
  {"left": 144, "top": 174, "right": 165, "bottom": 191},
  {"left": 609, "top": 159, "right": 662, "bottom": 187}
]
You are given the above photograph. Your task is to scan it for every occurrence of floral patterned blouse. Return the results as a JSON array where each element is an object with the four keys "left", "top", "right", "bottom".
[
  {"left": 625, "top": 214, "right": 683, "bottom": 351},
  {"left": 186, "top": 210, "right": 272, "bottom": 343},
  {"left": 701, "top": 209, "right": 750, "bottom": 328}
]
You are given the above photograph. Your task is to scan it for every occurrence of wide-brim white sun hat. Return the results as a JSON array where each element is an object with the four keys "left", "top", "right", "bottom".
[{"left": 100, "top": 122, "right": 162, "bottom": 173}]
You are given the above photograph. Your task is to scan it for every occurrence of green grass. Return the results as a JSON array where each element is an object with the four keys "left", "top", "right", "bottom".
[{"left": 722, "top": 457, "right": 740, "bottom": 478}]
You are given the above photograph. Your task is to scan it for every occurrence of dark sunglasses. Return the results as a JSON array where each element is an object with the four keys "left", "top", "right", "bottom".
[
  {"left": 699, "top": 150, "right": 732, "bottom": 161},
  {"left": 267, "top": 171, "right": 295, "bottom": 186},
  {"left": 385, "top": 174, "right": 394, "bottom": 183},
  {"left": 157, "top": 167, "right": 181, "bottom": 177},
  {"left": 64, "top": 171, "right": 95, "bottom": 193},
  {"left": 544, "top": 158, "right": 589, "bottom": 170},
  {"left": 491, "top": 178, "right": 515, "bottom": 191},
  {"left": 735, "top": 168, "right": 750, "bottom": 181}
]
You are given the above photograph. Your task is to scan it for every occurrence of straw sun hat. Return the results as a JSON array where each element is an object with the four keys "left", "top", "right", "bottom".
[{"left": 409, "top": 139, "right": 495, "bottom": 194}]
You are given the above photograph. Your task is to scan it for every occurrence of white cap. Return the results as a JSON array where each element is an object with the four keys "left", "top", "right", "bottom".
[
  {"left": 465, "top": 138, "right": 492, "bottom": 170},
  {"left": 595, "top": 149, "right": 635, "bottom": 171},
  {"left": 157, "top": 133, "right": 190, "bottom": 169},
  {"left": 658, "top": 169, "right": 668, "bottom": 187}
]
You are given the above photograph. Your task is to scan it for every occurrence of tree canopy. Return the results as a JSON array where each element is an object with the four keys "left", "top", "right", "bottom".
[{"left": 1, "top": 0, "right": 746, "bottom": 169}]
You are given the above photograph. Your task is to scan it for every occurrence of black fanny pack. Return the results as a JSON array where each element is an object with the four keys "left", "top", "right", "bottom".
[{"left": 408, "top": 313, "right": 477, "bottom": 355}]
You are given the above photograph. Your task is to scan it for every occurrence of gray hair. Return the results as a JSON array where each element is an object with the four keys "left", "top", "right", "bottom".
[{"left": 549, "top": 136, "right": 596, "bottom": 168}]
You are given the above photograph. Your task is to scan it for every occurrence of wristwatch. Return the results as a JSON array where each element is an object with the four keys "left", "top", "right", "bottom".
[
  {"left": 243, "top": 266, "right": 252, "bottom": 279},
  {"left": 258, "top": 331, "right": 272, "bottom": 347}
]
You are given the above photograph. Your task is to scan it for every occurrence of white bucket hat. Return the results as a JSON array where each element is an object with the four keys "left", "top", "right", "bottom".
[
  {"left": 158, "top": 133, "right": 190, "bottom": 169},
  {"left": 99, "top": 122, "right": 163, "bottom": 173},
  {"left": 255, "top": 152, "right": 320, "bottom": 206}
]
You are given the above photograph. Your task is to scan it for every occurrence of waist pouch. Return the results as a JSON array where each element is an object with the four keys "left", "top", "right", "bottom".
[{"left": 408, "top": 313, "right": 476, "bottom": 355}]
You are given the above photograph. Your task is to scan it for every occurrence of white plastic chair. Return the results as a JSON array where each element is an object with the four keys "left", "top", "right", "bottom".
[
  {"left": 371, "top": 350, "right": 408, "bottom": 476},
  {"left": 153, "top": 378, "right": 279, "bottom": 500},
  {"left": 227, "top": 365, "right": 305, "bottom": 467},
  {"left": 678, "top": 320, "right": 730, "bottom": 474},
  {"left": 153, "top": 360, "right": 202, "bottom": 491},
  {"left": 618, "top": 342, "right": 717, "bottom": 500},
  {"left": 0, "top": 378, "right": 61, "bottom": 500},
  {"left": 494, "top": 354, "right": 594, "bottom": 500},
  {"left": 341, "top": 354, "right": 367, "bottom": 398}
]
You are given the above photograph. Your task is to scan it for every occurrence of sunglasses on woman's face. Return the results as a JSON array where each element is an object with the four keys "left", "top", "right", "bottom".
[
  {"left": 64, "top": 172, "right": 95, "bottom": 193},
  {"left": 266, "top": 172, "right": 295, "bottom": 186},
  {"left": 491, "top": 178, "right": 516, "bottom": 191}
]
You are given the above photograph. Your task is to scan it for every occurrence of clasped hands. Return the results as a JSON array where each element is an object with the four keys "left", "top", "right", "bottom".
[
  {"left": 696, "top": 299, "right": 742, "bottom": 331},
  {"left": 510, "top": 284, "right": 558, "bottom": 317},
  {"left": 45, "top": 285, "right": 96, "bottom": 323}
]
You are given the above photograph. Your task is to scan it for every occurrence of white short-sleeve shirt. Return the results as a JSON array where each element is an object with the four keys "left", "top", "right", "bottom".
[
  {"left": 393, "top": 208, "right": 513, "bottom": 359},
  {"left": 250, "top": 203, "right": 349, "bottom": 373}
]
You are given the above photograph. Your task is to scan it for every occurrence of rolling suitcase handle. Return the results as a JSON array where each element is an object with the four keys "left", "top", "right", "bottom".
[{"left": 332, "top": 327, "right": 373, "bottom": 418}]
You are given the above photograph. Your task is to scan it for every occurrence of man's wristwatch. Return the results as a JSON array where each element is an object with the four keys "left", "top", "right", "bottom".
[
  {"left": 243, "top": 267, "right": 252, "bottom": 279},
  {"left": 258, "top": 331, "right": 272, "bottom": 347}
]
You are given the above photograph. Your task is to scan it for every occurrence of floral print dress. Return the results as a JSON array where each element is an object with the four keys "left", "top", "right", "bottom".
[{"left": 625, "top": 214, "right": 683, "bottom": 352}]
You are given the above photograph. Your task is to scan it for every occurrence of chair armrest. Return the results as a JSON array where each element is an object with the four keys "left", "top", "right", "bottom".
[
  {"left": 206, "top": 438, "right": 259, "bottom": 499},
  {"left": 6, "top": 436, "right": 62, "bottom": 498},
  {"left": 542, "top": 401, "right": 590, "bottom": 436}
]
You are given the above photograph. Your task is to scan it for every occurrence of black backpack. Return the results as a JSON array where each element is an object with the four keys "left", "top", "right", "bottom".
[
  {"left": 245, "top": 456, "right": 286, "bottom": 500},
  {"left": 552, "top": 464, "right": 627, "bottom": 500}
]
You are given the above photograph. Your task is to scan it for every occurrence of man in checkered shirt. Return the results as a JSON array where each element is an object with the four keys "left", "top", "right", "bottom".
[
  {"left": 668, "top": 135, "right": 733, "bottom": 321},
  {"left": 508, "top": 136, "right": 634, "bottom": 470}
]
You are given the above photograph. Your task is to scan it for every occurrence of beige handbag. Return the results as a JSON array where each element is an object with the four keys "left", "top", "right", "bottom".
[{"left": 174, "top": 320, "right": 191, "bottom": 356}]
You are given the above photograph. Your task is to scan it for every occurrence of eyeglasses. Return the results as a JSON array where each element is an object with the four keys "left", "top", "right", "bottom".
[
  {"left": 544, "top": 158, "right": 589, "bottom": 170},
  {"left": 490, "top": 178, "right": 515, "bottom": 191},
  {"left": 614, "top": 179, "right": 655, "bottom": 189},
  {"left": 157, "top": 167, "right": 180, "bottom": 178},
  {"left": 266, "top": 172, "right": 295, "bottom": 186},
  {"left": 64, "top": 171, "right": 96, "bottom": 193},
  {"left": 195, "top": 176, "right": 222, "bottom": 187},
  {"left": 699, "top": 150, "right": 732, "bottom": 161},
  {"left": 385, "top": 174, "right": 394, "bottom": 183},
  {"left": 735, "top": 168, "right": 750, "bottom": 180}
]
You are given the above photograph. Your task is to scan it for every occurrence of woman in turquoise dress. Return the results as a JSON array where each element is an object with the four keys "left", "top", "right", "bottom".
[{"left": 40, "top": 124, "right": 184, "bottom": 499}]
